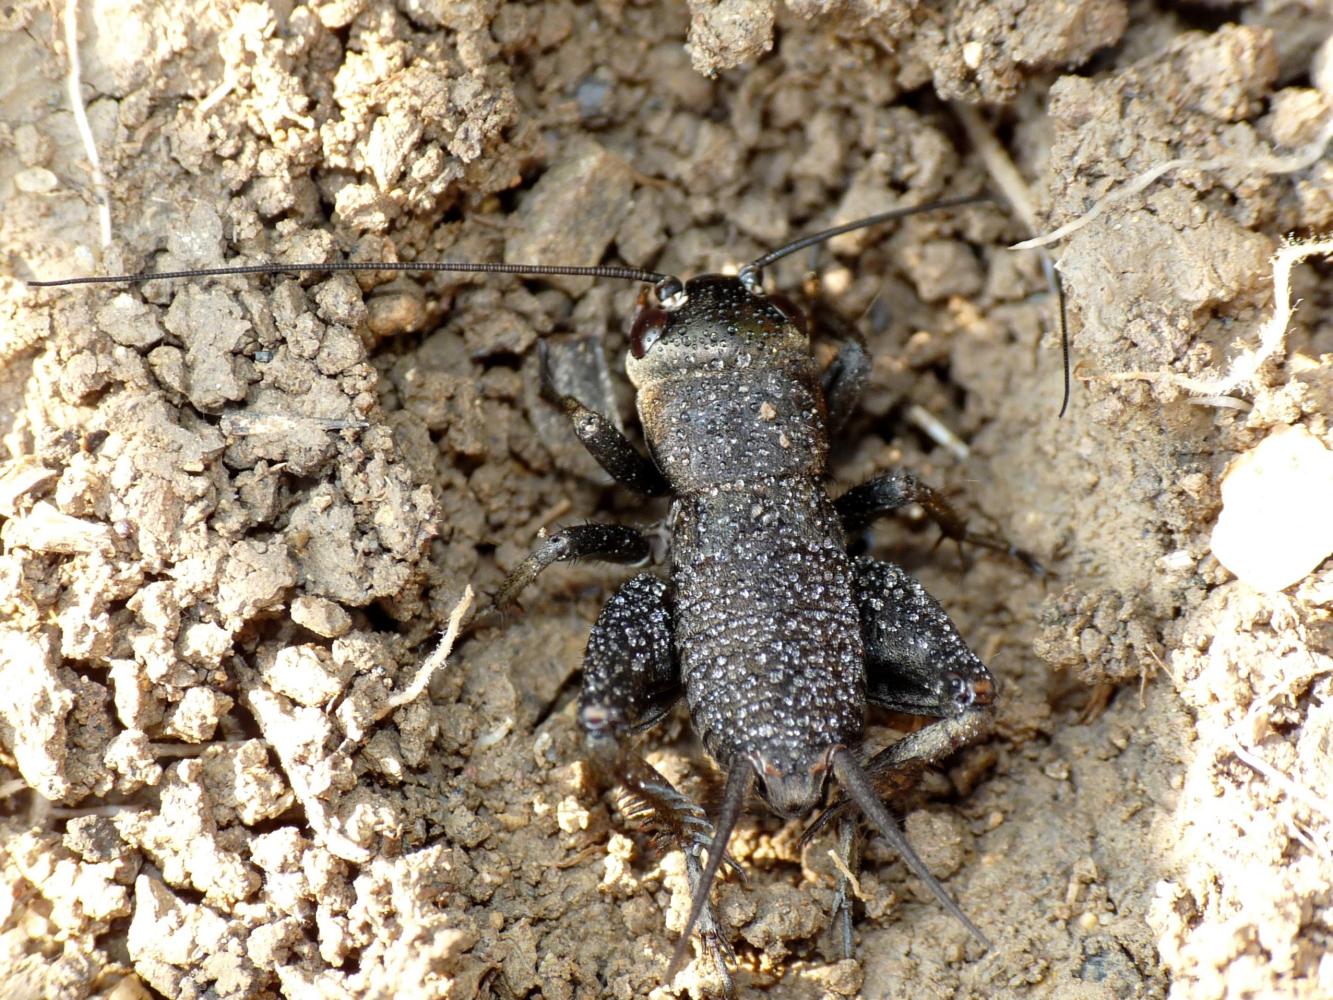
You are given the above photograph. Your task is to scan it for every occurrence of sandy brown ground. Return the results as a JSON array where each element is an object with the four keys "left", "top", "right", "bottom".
[{"left": 2, "top": 1, "right": 1332, "bottom": 998}]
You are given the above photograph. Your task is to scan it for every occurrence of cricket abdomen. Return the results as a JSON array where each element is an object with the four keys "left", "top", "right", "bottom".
[{"left": 671, "top": 475, "right": 866, "bottom": 769}]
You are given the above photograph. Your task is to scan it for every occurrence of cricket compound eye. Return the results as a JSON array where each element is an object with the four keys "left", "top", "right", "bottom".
[{"left": 630, "top": 306, "right": 668, "bottom": 358}]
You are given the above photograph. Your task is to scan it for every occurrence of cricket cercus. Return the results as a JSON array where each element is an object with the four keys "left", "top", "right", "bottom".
[{"left": 32, "top": 196, "right": 1036, "bottom": 997}]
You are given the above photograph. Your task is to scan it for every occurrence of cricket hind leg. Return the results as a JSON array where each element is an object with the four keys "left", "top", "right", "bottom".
[
  {"left": 817, "top": 557, "right": 998, "bottom": 825},
  {"left": 856, "top": 556, "right": 997, "bottom": 718},
  {"left": 805, "top": 557, "right": 996, "bottom": 942},
  {"left": 577, "top": 574, "right": 739, "bottom": 996}
]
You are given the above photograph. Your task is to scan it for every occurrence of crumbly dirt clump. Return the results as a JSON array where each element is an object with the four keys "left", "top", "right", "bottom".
[{"left": 2, "top": 2, "right": 1331, "bottom": 999}]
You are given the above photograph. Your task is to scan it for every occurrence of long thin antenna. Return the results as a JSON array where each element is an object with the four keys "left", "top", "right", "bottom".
[
  {"left": 665, "top": 763, "right": 753, "bottom": 984},
  {"left": 830, "top": 747, "right": 990, "bottom": 948},
  {"left": 738, "top": 193, "right": 992, "bottom": 293},
  {"left": 29, "top": 194, "right": 997, "bottom": 318},
  {"left": 950, "top": 102, "right": 1073, "bottom": 418},
  {"left": 27, "top": 259, "right": 673, "bottom": 290},
  {"left": 1039, "top": 251, "right": 1072, "bottom": 417}
]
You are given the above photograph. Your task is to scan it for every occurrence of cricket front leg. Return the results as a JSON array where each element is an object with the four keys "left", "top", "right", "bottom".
[
  {"left": 577, "top": 574, "right": 738, "bottom": 997},
  {"left": 815, "top": 319, "right": 870, "bottom": 436},
  {"left": 792, "top": 270, "right": 871, "bottom": 436},
  {"left": 494, "top": 523, "right": 651, "bottom": 610},
  {"left": 539, "top": 339, "right": 670, "bottom": 496}
]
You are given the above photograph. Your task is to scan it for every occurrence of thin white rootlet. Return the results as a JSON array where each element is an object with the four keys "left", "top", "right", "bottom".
[
  {"left": 384, "top": 584, "right": 476, "bottom": 713},
  {"left": 63, "top": 0, "right": 112, "bottom": 248},
  {"left": 1092, "top": 236, "right": 1333, "bottom": 398},
  {"left": 1013, "top": 115, "right": 1333, "bottom": 252}
]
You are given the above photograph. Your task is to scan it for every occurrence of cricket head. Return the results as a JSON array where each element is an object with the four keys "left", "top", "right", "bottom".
[{"left": 623, "top": 274, "right": 813, "bottom": 389}]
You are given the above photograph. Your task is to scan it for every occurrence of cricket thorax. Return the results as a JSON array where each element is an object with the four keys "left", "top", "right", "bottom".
[{"left": 639, "top": 370, "right": 827, "bottom": 489}]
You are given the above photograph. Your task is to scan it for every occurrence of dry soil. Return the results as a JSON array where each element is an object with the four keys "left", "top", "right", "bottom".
[{"left": 2, "top": 2, "right": 1332, "bottom": 999}]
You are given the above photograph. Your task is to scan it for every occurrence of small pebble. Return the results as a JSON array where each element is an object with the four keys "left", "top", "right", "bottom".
[
  {"left": 15, "top": 167, "right": 59, "bottom": 193},
  {"left": 290, "top": 595, "right": 352, "bottom": 637},
  {"left": 1043, "top": 759, "right": 1071, "bottom": 781}
]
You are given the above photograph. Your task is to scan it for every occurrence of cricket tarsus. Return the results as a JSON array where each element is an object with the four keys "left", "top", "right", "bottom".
[{"left": 836, "top": 470, "right": 1047, "bottom": 577}]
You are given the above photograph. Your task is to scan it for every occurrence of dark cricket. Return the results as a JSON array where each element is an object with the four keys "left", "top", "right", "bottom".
[
  {"left": 32, "top": 199, "right": 1042, "bottom": 996},
  {"left": 489, "top": 205, "right": 1038, "bottom": 994}
]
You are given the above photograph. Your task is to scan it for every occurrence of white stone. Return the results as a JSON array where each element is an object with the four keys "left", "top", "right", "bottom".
[{"left": 1210, "top": 425, "right": 1333, "bottom": 592}]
